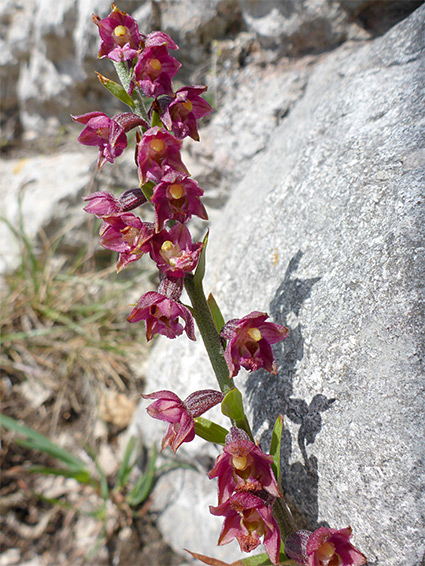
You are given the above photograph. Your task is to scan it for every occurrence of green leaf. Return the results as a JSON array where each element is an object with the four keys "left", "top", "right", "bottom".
[
  {"left": 193, "top": 230, "right": 209, "bottom": 286},
  {"left": 185, "top": 549, "right": 290, "bottom": 565},
  {"left": 140, "top": 180, "right": 155, "bottom": 203},
  {"left": 194, "top": 417, "right": 228, "bottom": 445},
  {"left": 207, "top": 293, "right": 226, "bottom": 334},
  {"left": 221, "top": 388, "right": 245, "bottom": 421},
  {"left": 0, "top": 414, "right": 87, "bottom": 472},
  {"left": 116, "top": 436, "right": 137, "bottom": 489},
  {"left": 126, "top": 444, "right": 157, "bottom": 506},
  {"left": 85, "top": 445, "right": 109, "bottom": 501},
  {"left": 151, "top": 109, "right": 163, "bottom": 127},
  {"left": 96, "top": 72, "right": 135, "bottom": 108},
  {"left": 270, "top": 414, "right": 284, "bottom": 486},
  {"left": 239, "top": 553, "right": 275, "bottom": 565},
  {"left": 27, "top": 466, "right": 94, "bottom": 485}
]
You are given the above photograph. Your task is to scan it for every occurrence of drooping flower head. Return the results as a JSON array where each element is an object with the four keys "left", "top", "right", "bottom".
[
  {"left": 136, "top": 127, "right": 188, "bottom": 185},
  {"left": 72, "top": 112, "right": 146, "bottom": 170},
  {"left": 143, "top": 389, "right": 224, "bottom": 452},
  {"left": 72, "top": 112, "right": 127, "bottom": 169},
  {"left": 151, "top": 167, "right": 208, "bottom": 230},
  {"left": 92, "top": 4, "right": 141, "bottom": 61},
  {"left": 285, "top": 527, "right": 367, "bottom": 566},
  {"left": 161, "top": 85, "right": 213, "bottom": 141},
  {"left": 220, "top": 311, "right": 289, "bottom": 378},
  {"left": 99, "top": 212, "right": 154, "bottom": 272},
  {"left": 150, "top": 222, "right": 204, "bottom": 277},
  {"left": 208, "top": 427, "right": 282, "bottom": 504},
  {"left": 210, "top": 492, "right": 281, "bottom": 565},
  {"left": 127, "top": 290, "right": 195, "bottom": 341},
  {"left": 133, "top": 44, "right": 181, "bottom": 98}
]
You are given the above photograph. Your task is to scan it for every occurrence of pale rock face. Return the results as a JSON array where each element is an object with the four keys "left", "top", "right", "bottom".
[
  {"left": 2, "top": 0, "right": 419, "bottom": 139},
  {"left": 131, "top": 6, "right": 425, "bottom": 565}
]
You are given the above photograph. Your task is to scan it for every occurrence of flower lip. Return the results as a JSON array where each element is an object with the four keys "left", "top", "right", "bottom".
[{"left": 220, "top": 312, "right": 289, "bottom": 378}]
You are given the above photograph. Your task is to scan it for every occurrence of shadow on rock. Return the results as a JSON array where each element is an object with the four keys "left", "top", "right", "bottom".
[{"left": 246, "top": 250, "right": 334, "bottom": 528}]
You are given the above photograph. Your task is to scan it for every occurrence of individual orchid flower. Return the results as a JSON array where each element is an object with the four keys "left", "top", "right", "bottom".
[
  {"left": 136, "top": 126, "right": 188, "bottom": 184},
  {"left": 161, "top": 85, "right": 213, "bottom": 141},
  {"left": 72, "top": 112, "right": 146, "bottom": 170},
  {"left": 285, "top": 527, "right": 367, "bottom": 566},
  {"left": 142, "top": 389, "right": 224, "bottom": 452},
  {"left": 133, "top": 44, "right": 181, "bottom": 98},
  {"left": 220, "top": 311, "right": 289, "bottom": 378},
  {"left": 208, "top": 427, "right": 282, "bottom": 504},
  {"left": 210, "top": 492, "right": 281, "bottom": 565},
  {"left": 151, "top": 167, "right": 208, "bottom": 230},
  {"left": 99, "top": 212, "right": 154, "bottom": 272},
  {"left": 92, "top": 4, "right": 141, "bottom": 61},
  {"left": 149, "top": 222, "right": 204, "bottom": 277},
  {"left": 127, "top": 290, "right": 195, "bottom": 341}
]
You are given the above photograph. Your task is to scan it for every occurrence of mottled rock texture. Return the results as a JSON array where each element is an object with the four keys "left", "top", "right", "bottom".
[{"left": 132, "top": 5, "right": 425, "bottom": 565}]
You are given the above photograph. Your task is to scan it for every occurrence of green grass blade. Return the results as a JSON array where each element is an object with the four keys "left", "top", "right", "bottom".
[
  {"left": 0, "top": 414, "right": 87, "bottom": 471},
  {"left": 116, "top": 436, "right": 137, "bottom": 489},
  {"left": 126, "top": 444, "right": 157, "bottom": 506},
  {"left": 28, "top": 465, "right": 94, "bottom": 485}
]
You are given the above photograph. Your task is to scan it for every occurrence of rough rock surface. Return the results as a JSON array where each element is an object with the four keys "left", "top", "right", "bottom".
[
  {"left": 1, "top": 0, "right": 420, "bottom": 140},
  {"left": 132, "top": 6, "right": 425, "bottom": 565}
]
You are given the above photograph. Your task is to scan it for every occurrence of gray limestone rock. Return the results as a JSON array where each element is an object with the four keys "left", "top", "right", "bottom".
[{"left": 132, "top": 6, "right": 425, "bottom": 565}]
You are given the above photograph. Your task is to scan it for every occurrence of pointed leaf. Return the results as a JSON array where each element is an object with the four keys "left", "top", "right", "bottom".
[
  {"left": 140, "top": 180, "right": 155, "bottom": 203},
  {"left": 28, "top": 466, "right": 94, "bottom": 485},
  {"left": 207, "top": 293, "right": 226, "bottom": 334},
  {"left": 116, "top": 436, "right": 137, "bottom": 489},
  {"left": 270, "top": 414, "right": 284, "bottom": 486},
  {"left": 193, "top": 230, "right": 209, "bottom": 286},
  {"left": 96, "top": 72, "right": 135, "bottom": 108},
  {"left": 0, "top": 414, "right": 87, "bottom": 472},
  {"left": 126, "top": 444, "right": 157, "bottom": 506},
  {"left": 194, "top": 417, "right": 228, "bottom": 445},
  {"left": 221, "top": 388, "right": 245, "bottom": 421},
  {"left": 85, "top": 445, "right": 109, "bottom": 500},
  {"left": 185, "top": 549, "right": 289, "bottom": 565},
  {"left": 151, "top": 109, "right": 164, "bottom": 128}
]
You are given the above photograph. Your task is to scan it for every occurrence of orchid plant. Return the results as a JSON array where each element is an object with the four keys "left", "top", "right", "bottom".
[{"left": 74, "top": 5, "right": 367, "bottom": 565}]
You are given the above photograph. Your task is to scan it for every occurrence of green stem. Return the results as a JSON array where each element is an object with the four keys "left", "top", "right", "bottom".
[
  {"left": 113, "top": 61, "right": 149, "bottom": 122},
  {"left": 272, "top": 497, "right": 298, "bottom": 540},
  {"left": 184, "top": 276, "right": 233, "bottom": 395}
]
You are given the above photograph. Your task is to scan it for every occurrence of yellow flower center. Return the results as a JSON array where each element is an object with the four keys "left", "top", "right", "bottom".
[
  {"left": 169, "top": 183, "right": 183, "bottom": 199},
  {"left": 149, "top": 58, "right": 162, "bottom": 71},
  {"left": 150, "top": 139, "right": 164, "bottom": 152},
  {"left": 161, "top": 240, "right": 174, "bottom": 252},
  {"left": 114, "top": 25, "right": 127, "bottom": 37},
  {"left": 317, "top": 541, "right": 342, "bottom": 566},
  {"left": 247, "top": 327, "right": 262, "bottom": 341},
  {"left": 182, "top": 100, "right": 193, "bottom": 111},
  {"left": 160, "top": 240, "right": 182, "bottom": 267},
  {"left": 232, "top": 455, "right": 248, "bottom": 470}
]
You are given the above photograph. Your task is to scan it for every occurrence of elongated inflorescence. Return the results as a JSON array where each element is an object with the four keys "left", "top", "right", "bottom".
[{"left": 75, "top": 4, "right": 366, "bottom": 565}]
